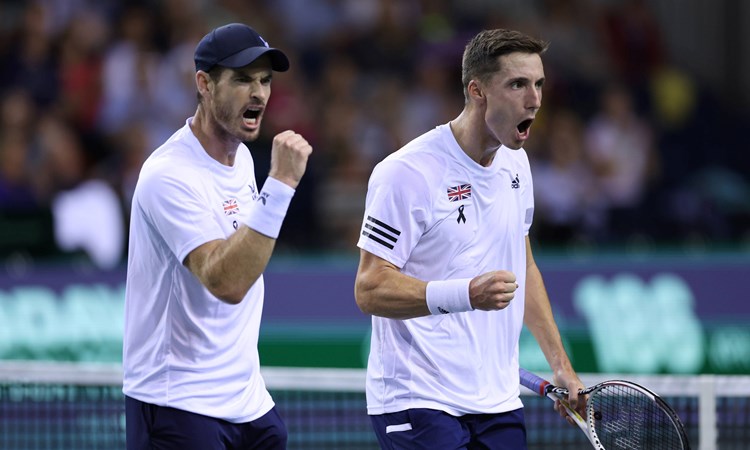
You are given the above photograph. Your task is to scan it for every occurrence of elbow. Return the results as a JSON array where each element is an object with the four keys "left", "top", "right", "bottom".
[
  {"left": 207, "top": 283, "right": 245, "bottom": 305},
  {"left": 354, "top": 285, "right": 372, "bottom": 315},
  {"left": 185, "top": 244, "right": 260, "bottom": 305},
  {"left": 214, "top": 291, "right": 245, "bottom": 305},
  {"left": 355, "top": 273, "right": 398, "bottom": 318},
  {"left": 354, "top": 253, "right": 407, "bottom": 318},
  {"left": 204, "top": 274, "right": 259, "bottom": 305},
  {"left": 354, "top": 276, "right": 378, "bottom": 315}
]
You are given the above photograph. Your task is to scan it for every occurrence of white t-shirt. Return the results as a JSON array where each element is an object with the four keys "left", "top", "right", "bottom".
[
  {"left": 122, "top": 118, "right": 275, "bottom": 423},
  {"left": 357, "top": 123, "right": 534, "bottom": 416}
]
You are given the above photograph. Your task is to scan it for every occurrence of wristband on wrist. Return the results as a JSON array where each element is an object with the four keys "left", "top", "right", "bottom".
[
  {"left": 425, "top": 278, "right": 474, "bottom": 315},
  {"left": 244, "top": 177, "right": 295, "bottom": 239}
]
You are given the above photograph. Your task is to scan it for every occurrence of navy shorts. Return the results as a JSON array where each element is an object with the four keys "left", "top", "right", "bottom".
[
  {"left": 370, "top": 407, "right": 527, "bottom": 450},
  {"left": 125, "top": 396, "right": 287, "bottom": 450}
]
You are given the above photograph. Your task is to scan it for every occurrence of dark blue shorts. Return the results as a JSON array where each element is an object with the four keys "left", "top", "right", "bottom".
[
  {"left": 125, "top": 396, "right": 287, "bottom": 450},
  {"left": 370, "top": 407, "right": 527, "bottom": 450}
]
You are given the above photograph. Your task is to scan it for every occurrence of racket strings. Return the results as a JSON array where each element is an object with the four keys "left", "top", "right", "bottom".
[{"left": 589, "top": 384, "right": 685, "bottom": 449}]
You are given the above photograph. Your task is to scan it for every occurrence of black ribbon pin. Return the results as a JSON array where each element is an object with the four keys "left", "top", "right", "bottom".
[{"left": 457, "top": 205, "right": 466, "bottom": 224}]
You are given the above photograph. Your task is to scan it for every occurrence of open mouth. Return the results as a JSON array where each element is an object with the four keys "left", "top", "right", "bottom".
[
  {"left": 243, "top": 108, "right": 261, "bottom": 126},
  {"left": 517, "top": 119, "right": 533, "bottom": 133},
  {"left": 516, "top": 118, "right": 533, "bottom": 139}
]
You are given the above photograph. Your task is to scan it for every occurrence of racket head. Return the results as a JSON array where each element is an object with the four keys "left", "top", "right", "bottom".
[{"left": 585, "top": 380, "right": 691, "bottom": 450}]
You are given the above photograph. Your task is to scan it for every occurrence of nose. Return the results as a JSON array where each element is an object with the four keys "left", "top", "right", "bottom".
[
  {"left": 251, "top": 87, "right": 266, "bottom": 102},
  {"left": 527, "top": 87, "right": 542, "bottom": 111},
  {"left": 249, "top": 81, "right": 269, "bottom": 102}
]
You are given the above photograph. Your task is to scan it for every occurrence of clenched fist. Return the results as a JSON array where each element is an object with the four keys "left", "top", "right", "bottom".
[
  {"left": 269, "top": 130, "right": 312, "bottom": 189},
  {"left": 469, "top": 270, "right": 518, "bottom": 311}
]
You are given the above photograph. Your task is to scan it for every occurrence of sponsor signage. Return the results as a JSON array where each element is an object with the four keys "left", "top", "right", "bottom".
[{"left": 0, "top": 254, "right": 748, "bottom": 374}]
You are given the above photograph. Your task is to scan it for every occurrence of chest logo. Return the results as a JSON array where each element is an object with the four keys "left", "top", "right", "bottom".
[
  {"left": 223, "top": 198, "right": 239, "bottom": 216},
  {"left": 511, "top": 174, "right": 520, "bottom": 189},
  {"left": 447, "top": 183, "right": 472, "bottom": 202}
]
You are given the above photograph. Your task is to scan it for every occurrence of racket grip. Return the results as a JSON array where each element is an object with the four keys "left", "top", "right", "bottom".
[{"left": 519, "top": 368, "right": 551, "bottom": 397}]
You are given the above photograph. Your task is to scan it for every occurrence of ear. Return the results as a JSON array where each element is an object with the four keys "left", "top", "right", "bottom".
[
  {"left": 468, "top": 80, "right": 484, "bottom": 101},
  {"left": 196, "top": 70, "right": 212, "bottom": 97}
]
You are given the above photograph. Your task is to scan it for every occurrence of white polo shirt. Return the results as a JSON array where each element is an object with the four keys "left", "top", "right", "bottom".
[
  {"left": 123, "top": 118, "right": 274, "bottom": 423},
  {"left": 357, "top": 123, "right": 534, "bottom": 416}
]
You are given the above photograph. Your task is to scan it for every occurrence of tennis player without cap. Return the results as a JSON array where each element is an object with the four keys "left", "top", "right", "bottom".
[
  {"left": 355, "top": 28, "right": 585, "bottom": 449},
  {"left": 122, "top": 23, "right": 311, "bottom": 450}
]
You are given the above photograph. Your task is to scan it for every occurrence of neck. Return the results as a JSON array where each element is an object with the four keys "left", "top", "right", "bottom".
[
  {"left": 190, "top": 106, "right": 240, "bottom": 166},
  {"left": 449, "top": 108, "right": 500, "bottom": 167}
]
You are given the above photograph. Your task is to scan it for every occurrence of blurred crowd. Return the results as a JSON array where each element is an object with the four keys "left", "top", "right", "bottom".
[{"left": 1, "top": 0, "right": 749, "bottom": 269}]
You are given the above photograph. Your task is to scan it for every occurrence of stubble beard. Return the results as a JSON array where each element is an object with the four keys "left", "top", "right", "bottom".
[{"left": 213, "top": 100, "right": 258, "bottom": 143}]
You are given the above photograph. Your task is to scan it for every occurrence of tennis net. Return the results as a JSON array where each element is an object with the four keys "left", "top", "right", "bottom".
[{"left": 0, "top": 361, "right": 748, "bottom": 449}]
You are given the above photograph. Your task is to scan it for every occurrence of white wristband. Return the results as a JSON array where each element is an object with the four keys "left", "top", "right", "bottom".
[
  {"left": 425, "top": 278, "right": 473, "bottom": 315},
  {"left": 245, "top": 177, "right": 295, "bottom": 239}
]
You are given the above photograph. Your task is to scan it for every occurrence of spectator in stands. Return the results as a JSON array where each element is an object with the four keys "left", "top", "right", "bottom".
[
  {"left": 0, "top": 0, "right": 747, "bottom": 261},
  {"left": 584, "top": 83, "right": 659, "bottom": 241},
  {"left": 532, "top": 108, "right": 604, "bottom": 244}
]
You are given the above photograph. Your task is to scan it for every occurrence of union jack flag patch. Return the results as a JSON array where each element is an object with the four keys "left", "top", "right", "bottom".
[
  {"left": 447, "top": 184, "right": 472, "bottom": 202},
  {"left": 223, "top": 198, "right": 239, "bottom": 215}
]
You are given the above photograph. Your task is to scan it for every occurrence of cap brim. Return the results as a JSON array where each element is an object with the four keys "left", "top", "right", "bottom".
[{"left": 218, "top": 47, "right": 290, "bottom": 72}]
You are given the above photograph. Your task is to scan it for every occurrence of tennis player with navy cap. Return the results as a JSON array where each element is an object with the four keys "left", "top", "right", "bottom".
[{"left": 123, "top": 23, "right": 312, "bottom": 450}]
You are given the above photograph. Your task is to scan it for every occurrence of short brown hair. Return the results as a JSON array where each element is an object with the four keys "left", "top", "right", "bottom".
[
  {"left": 196, "top": 65, "right": 230, "bottom": 103},
  {"left": 461, "top": 29, "right": 549, "bottom": 97}
]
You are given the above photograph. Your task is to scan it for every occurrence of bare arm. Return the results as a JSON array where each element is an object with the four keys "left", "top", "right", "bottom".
[
  {"left": 354, "top": 250, "right": 428, "bottom": 319},
  {"left": 185, "top": 130, "right": 312, "bottom": 304},
  {"left": 523, "top": 236, "right": 585, "bottom": 419},
  {"left": 185, "top": 227, "right": 276, "bottom": 304},
  {"left": 354, "top": 250, "right": 520, "bottom": 320}
]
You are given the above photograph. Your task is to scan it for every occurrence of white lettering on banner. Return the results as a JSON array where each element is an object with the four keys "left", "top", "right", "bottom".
[
  {"left": 0, "top": 284, "right": 125, "bottom": 361},
  {"left": 709, "top": 327, "right": 750, "bottom": 372},
  {"left": 573, "top": 273, "right": 704, "bottom": 373}
]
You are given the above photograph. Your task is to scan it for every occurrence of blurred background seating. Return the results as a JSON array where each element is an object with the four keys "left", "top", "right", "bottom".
[{"left": 0, "top": 0, "right": 748, "bottom": 268}]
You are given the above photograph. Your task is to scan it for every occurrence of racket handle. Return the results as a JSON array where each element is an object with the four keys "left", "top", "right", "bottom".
[{"left": 519, "top": 368, "right": 551, "bottom": 397}]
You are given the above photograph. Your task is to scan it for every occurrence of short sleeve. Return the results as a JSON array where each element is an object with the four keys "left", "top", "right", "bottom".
[
  {"left": 515, "top": 148, "right": 535, "bottom": 236},
  {"left": 357, "top": 159, "right": 431, "bottom": 268},
  {"left": 135, "top": 165, "right": 225, "bottom": 263}
]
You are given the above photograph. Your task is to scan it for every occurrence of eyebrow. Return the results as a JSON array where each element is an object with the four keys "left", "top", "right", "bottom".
[
  {"left": 508, "top": 76, "right": 545, "bottom": 85},
  {"left": 232, "top": 64, "right": 273, "bottom": 75},
  {"left": 231, "top": 69, "right": 273, "bottom": 80}
]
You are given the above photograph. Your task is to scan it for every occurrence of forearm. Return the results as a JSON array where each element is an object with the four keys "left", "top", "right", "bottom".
[
  {"left": 186, "top": 177, "right": 294, "bottom": 304},
  {"left": 524, "top": 263, "right": 573, "bottom": 375},
  {"left": 355, "top": 251, "right": 429, "bottom": 319},
  {"left": 187, "top": 226, "right": 276, "bottom": 304}
]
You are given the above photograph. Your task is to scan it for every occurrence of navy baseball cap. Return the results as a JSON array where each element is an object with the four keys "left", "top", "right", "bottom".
[{"left": 194, "top": 23, "right": 289, "bottom": 72}]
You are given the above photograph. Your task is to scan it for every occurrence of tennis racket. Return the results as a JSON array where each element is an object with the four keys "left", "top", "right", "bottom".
[{"left": 519, "top": 368, "right": 690, "bottom": 450}]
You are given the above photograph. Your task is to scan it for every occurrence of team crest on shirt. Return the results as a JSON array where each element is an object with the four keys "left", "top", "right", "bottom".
[
  {"left": 223, "top": 198, "right": 239, "bottom": 215},
  {"left": 447, "top": 183, "right": 472, "bottom": 202}
]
